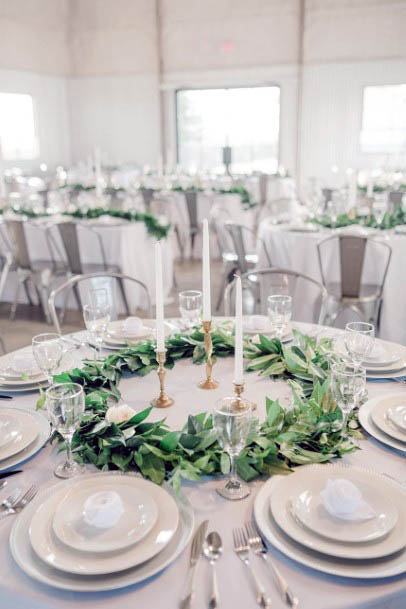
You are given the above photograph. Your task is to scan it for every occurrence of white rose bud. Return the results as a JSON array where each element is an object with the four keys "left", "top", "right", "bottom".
[{"left": 106, "top": 404, "right": 136, "bottom": 424}]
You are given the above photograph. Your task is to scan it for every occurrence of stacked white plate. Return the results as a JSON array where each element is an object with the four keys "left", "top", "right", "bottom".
[
  {"left": 254, "top": 464, "right": 406, "bottom": 578},
  {"left": 0, "top": 354, "right": 48, "bottom": 393},
  {"left": 243, "top": 316, "right": 293, "bottom": 342},
  {"left": 10, "top": 472, "right": 194, "bottom": 591},
  {"left": 336, "top": 340, "right": 406, "bottom": 378},
  {"left": 0, "top": 407, "right": 50, "bottom": 473},
  {"left": 359, "top": 394, "right": 406, "bottom": 453},
  {"left": 100, "top": 320, "right": 172, "bottom": 350}
]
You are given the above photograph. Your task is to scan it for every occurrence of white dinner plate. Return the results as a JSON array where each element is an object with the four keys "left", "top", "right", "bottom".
[
  {"left": 0, "top": 381, "right": 48, "bottom": 393},
  {"left": 0, "top": 410, "right": 39, "bottom": 462},
  {"left": 0, "top": 367, "right": 43, "bottom": 381},
  {"left": 270, "top": 468, "right": 402, "bottom": 554},
  {"left": 362, "top": 343, "right": 404, "bottom": 368},
  {"left": 52, "top": 476, "right": 159, "bottom": 554},
  {"left": 106, "top": 320, "right": 154, "bottom": 345},
  {"left": 243, "top": 316, "right": 292, "bottom": 340},
  {"left": 0, "top": 374, "right": 47, "bottom": 387},
  {"left": 335, "top": 340, "right": 405, "bottom": 373},
  {"left": 30, "top": 474, "right": 179, "bottom": 575},
  {"left": 370, "top": 396, "right": 406, "bottom": 444},
  {"left": 0, "top": 413, "right": 22, "bottom": 449},
  {"left": 10, "top": 475, "right": 194, "bottom": 592},
  {"left": 254, "top": 465, "right": 406, "bottom": 579},
  {"left": 388, "top": 404, "right": 406, "bottom": 432},
  {"left": 359, "top": 395, "right": 406, "bottom": 453},
  {"left": 0, "top": 408, "right": 50, "bottom": 473}
]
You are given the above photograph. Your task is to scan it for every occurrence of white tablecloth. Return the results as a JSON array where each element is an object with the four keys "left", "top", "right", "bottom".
[
  {"left": 257, "top": 220, "right": 406, "bottom": 345},
  {"left": 0, "top": 322, "right": 405, "bottom": 609}
]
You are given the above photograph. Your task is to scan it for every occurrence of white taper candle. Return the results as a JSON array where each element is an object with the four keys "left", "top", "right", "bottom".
[
  {"left": 154, "top": 241, "right": 165, "bottom": 351},
  {"left": 202, "top": 218, "right": 211, "bottom": 321},
  {"left": 234, "top": 275, "right": 244, "bottom": 384}
]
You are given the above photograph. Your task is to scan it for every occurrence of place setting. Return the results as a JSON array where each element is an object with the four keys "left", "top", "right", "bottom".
[
  {"left": 0, "top": 406, "right": 50, "bottom": 473},
  {"left": 359, "top": 393, "right": 406, "bottom": 453}
]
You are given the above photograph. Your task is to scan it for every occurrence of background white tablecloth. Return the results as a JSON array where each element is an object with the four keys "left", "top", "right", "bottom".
[
  {"left": 257, "top": 220, "right": 406, "bottom": 345},
  {"left": 0, "top": 322, "right": 404, "bottom": 609}
]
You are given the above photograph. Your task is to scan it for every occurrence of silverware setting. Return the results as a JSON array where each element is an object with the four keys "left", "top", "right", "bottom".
[
  {"left": 180, "top": 519, "right": 209, "bottom": 609},
  {"left": 203, "top": 531, "right": 223, "bottom": 609},
  {"left": 0, "top": 484, "right": 38, "bottom": 521},
  {"left": 233, "top": 526, "right": 271, "bottom": 609}
]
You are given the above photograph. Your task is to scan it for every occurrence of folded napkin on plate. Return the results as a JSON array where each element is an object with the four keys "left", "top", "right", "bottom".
[
  {"left": 320, "top": 478, "right": 376, "bottom": 521},
  {"left": 82, "top": 491, "right": 124, "bottom": 529},
  {"left": 123, "top": 317, "right": 145, "bottom": 336},
  {"left": 11, "top": 353, "right": 40, "bottom": 375},
  {"left": 245, "top": 316, "right": 269, "bottom": 332}
]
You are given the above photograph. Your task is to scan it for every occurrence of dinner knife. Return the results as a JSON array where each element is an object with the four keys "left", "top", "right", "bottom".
[
  {"left": 0, "top": 470, "right": 22, "bottom": 480},
  {"left": 0, "top": 394, "right": 13, "bottom": 400},
  {"left": 180, "top": 519, "right": 209, "bottom": 609}
]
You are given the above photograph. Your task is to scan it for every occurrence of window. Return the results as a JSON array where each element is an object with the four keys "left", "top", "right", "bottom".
[
  {"left": 176, "top": 86, "right": 280, "bottom": 173},
  {"left": 0, "top": 93, "right": 38, "bottom": 160},
  {"left": 360, "top": 85, "right": 406, "bottom": 154}
]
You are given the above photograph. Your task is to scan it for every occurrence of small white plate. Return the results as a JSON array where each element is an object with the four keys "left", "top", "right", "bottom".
[
  {"left": 388, "top": 404, "right": 406, "bottom": 432},
  {"left": 371, "top": 398, "right": 406, "bottom": 444},
  {"left": 0, "top": 408, "right": 50, "bottom": 473},
  {"left": 0, "top": 411, "right": 39, "bottom": 462},
  {"left": 291, "top": 486, "right": 398, "bottom": 544},
  {"left": 362, "top": 343, "right": 404, "bottom": 368},
  {"left": 359, "top": 395, "right": 406, "bottom": 453},
  {"left": 52, "top": 476, "right": 158, "bottom": 553},
  {"left": 0, "top": 374, "right": 47, "bottom": 387},
  {"left": 10, "top": 475, "right": 194, "bottom": 592},
  {"left": 254, "top": 465, "right": 406, "bottom": 579},
  {"left": 30, "top": 474, "right": 179, "bottom": 575},
  {"left": 269, "top": 467, "right": 405, "bottom": 559}
]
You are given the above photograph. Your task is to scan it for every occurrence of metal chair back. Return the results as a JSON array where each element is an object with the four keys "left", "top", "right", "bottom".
[
  {"left": 48, "top": 271, "right": 151, "bottom": 334},
  {"left": 224, "top": 223, "right": 257, "bottom": 274},
  {"left": 57, "top": 222, "right": 83, "bottom": 274},
  {"left": 141, "top": 188, "right": 154, "bottom": 211},
  {"left": 4, "top": 220, "right": 31, "bottom": 269},
  {"left": 184, "top": 191, "right": 199, "bottom": 232}
]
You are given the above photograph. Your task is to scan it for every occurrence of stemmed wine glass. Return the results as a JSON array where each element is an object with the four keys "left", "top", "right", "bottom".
[
  {"left": 213, "top": 397, "right": 255, "bottom": 500},
  {"left": 372, "top": 194, "right": 388, "bottom": 229},
  {"left": 330, "top": 363, "right": 366, "bottom": 434},
  {"left": 267, "top": 295, "right": 292, "bottom": 340},
  {"left": 178, "top": 290, "right": 202, "bottom": 329},
  {"left": 32, "top": 333, "right": 64, "bottom": 385},
  {"left": 83, "top": 302, "right": 111, "bottom": 359},
  {"left": 327, "top": 200, "right": 338, "bottom": 228},
  {"left": 344, "top": 322, "right": 375, "bottom": 367},
  {"left": 46, "top": 382, "right": 85, "bottom": 478}
]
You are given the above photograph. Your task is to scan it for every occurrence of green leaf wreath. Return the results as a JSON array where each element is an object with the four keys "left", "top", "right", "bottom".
[{"left": 48, "top": 327, "right": 362, "bottom": 491}]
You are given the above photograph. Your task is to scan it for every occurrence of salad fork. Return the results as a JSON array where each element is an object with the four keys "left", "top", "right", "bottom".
[
  {"left": 246, "top": 521, "right": 298, "bottom": 608},
  {"left": 0, "top": 489, "right": 22, "bottom": 513},
  {"left": 233, "top": 527, "right": 271, "bottom": 608},
  {"left": 0, "top": 485, "right": 37, "bottom": 520}
]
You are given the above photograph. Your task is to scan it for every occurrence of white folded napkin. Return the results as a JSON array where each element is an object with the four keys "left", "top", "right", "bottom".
[
  {"left": 364, "top": 342, "right": 385, "bottom": 362},
  {"left": 105, "top": 404, "right": 136, "bottom": 424},
  {"left": 123, "top": 317, "right": 145, "bottom": 336},
  {"left": 320, "top": 478, "right": 376, "bottom": 521},
  {"left": 82, "top": 491, "right": 124, "bottom": 529},
  {"left": 245, "top": 316, "right": 269, "bottom": 331},
  {"left": 11, "top": 353, "right": 40, "bottom": 375}
]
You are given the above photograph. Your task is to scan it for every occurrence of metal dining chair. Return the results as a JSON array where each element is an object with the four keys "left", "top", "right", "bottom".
[
  {"left": 224, "top": 268, "right": 327, "bottom": 324},
  {"left": 48, "top": 271, "right": 152, "bottom": 335},
  {"left": 317, "top": 235, "right": 392, "bottom": 330},
  {"left": 184, "top": 190, "right": 199, "bottom": 258},
  {"left": 140, "top": 188, "right": 155, "bottom": 212}
]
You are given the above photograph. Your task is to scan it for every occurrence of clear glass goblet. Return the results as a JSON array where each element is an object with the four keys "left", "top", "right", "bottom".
[
  {"left": 213, "top": 397, "right": 255, "bottom": 501},
  {"left": 179, "top": 290, "right": 202, "bottom": 330},
  {"left": 267, "top": 294, "right": 292, "bottom": 340},
  {"left": 372, "top": 194, "right": 388, "bottom": 229},
  {"left": 32, "top": 333, "right": 64, "bottom": 385},
  {"left": 330, "top": 362, "right": 366, "bottom": 434},
  {"left": 46, "top": 382, "right": 85, "bottom": 478},
  {"left": 83, "top": 303, "right": 111, "bottom": 359},
  {"left": 344, "top": 322, "right": 375, "bottom": 367}
]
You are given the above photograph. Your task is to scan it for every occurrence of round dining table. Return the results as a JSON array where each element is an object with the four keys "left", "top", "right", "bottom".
[{"left": 0, "top": 321, "right": 404, "bottom": 609}]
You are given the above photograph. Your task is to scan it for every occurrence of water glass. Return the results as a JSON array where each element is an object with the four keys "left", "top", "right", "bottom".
[
  {"left": 327, "top": 200, "right": 338, "bottom": 228},
  {"left": 213, "top": 397, "right": 254, "bottom": 500},
  {"left": 330, "top": 363, "right": 366, "bottom": 433},
  {"left": 83, "top": 303, "right": 111, "bottom": 359},
  {"left": 46, "top": 382, "right": 85, "bottom": 478},
  {"left": 372, "top": 194, "right": 388, "bottom": 228},
  {"left": 267, "top": 295, "right": 292, "bottom": 339},
  {"left": 179, "top": 290, "right": 202, "bottom": 329},
  {"left": 32, "top": 333, "right": 64, "bottom": 385},
  {"left": 344, "top": 322, "right": 375, "bottom": 366}
]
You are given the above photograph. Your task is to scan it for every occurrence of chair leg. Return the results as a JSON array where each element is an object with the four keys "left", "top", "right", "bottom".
[
  {"left": 117, "top": 278, "right": 130, "bottom": 316},
  {"left": 190, "top": 233, "right": 196, "bottom": 259},
  {"left": 216, "top": 266, "right": 234, "bottom": 313},
  {"left": 10, "top": 281, "right": 21, "bottom": 320},
  {"left": 174, "top": 225, "right": 185, "bottom": 262},
  {"left": 23, "top": 279, "right": 34, "bottom": 306}
]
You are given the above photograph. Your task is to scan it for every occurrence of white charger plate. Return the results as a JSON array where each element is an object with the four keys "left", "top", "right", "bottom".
[
  {"left": 362, "top": 343, "right": 403, "bottom": 368},
  {"left": 30, "top": 474, "right": 179, "bottom": 575},
  {"left": 10, "top": 474, "right": 194, "bottom": 592},
  {"left": 52, "top": 476, "right": 159, "bottom": 554},
  {"left": 0, "top": 408, "right": 50, "bottom": 473},
  {"left": 0, "top": 410, "right": 39, "bottom": 462},
  {"left": 371, "top": 398, "right": 406, "bottom": 444},
  {"left": 388, "top": 405, "right": 406, "bottom": 432},
  {"left": 269, "top": 469, "right": 404, "bottom": 557},
  {"left": 359, "top": 395, "right": 406, "bottom": 454},
  {"left": 254, "top": 464, "right": 406, "bottom": 579}
]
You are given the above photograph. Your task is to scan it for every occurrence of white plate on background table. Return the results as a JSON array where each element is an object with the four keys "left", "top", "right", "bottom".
[
  {"left": 269, "top": 468, "right": 404, "bottom": 557},
  {"left": 52, "top": 475, "right": 159, "bottom": 554},
  {"left": 359, "top": 395, "right": 406, "bottom": 453},
  {"left": 0, "top": 408, "right": 50, "bottom": 473},
  {"left": 10, "top": 475, "right": 194, "bottom": 592},
  {"left": 0, "top": 410, "right": 39, "bottom": 462},
  {"left": 371, "top": 398, "right": 406, "bottom": 444},
  {"left": 30, "top": 475, "right": 179, "bottom": 575},
  {"left": 254, "top": 465, "right": 406, "bottom": 579}
]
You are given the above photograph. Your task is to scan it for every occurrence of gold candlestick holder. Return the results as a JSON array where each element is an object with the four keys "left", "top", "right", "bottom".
[
  {"left": 198, "top": 320, "right": 219, "bottom": 390},
  {"left": 152, "top": 350, "right": 174, "bottom": 408},
  {"left": 233, "top": 381, "right": 256, "bottom": 411}
]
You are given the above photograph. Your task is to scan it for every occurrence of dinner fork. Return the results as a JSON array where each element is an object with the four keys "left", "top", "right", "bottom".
[
  {"left": 0, "top": 489, "right": 22, "bottom": 513},
  {"left": 246, "top": 521, "right": 299, "bottom": 608},
  {"left": 233, "top": 527, "right": 271, "bottom": 608},
  {"left": 0, "top": 485, "right": 37, "bottom": 520}
]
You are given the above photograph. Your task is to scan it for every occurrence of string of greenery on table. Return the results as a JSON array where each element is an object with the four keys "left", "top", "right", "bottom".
[
  {"left": 313, "top": 206, "right": 406, "bottom": 230},
  {"left": 171, "top": 184, "right": 256, "bottom": 209},
  {"left": 48, "top": 327, "right": 361, "bottom": 490},
  {"left": 0, "top": 206, "right": 170, "bottom": 240}
]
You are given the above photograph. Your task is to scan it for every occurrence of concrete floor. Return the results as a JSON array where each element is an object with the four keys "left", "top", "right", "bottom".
[{"left": 0, "top": 259, "right": 225, "bottom": 353}]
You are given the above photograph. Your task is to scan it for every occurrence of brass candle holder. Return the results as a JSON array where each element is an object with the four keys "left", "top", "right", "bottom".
[
  {"left": 198, "top": 320, "right": 219, "bottom": 390},
  {"left": 233, "top": 381, "right": 256, "bottom": 411},
  {"left": 152, "top": 350, "right": 174, "bottom": 408}
]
